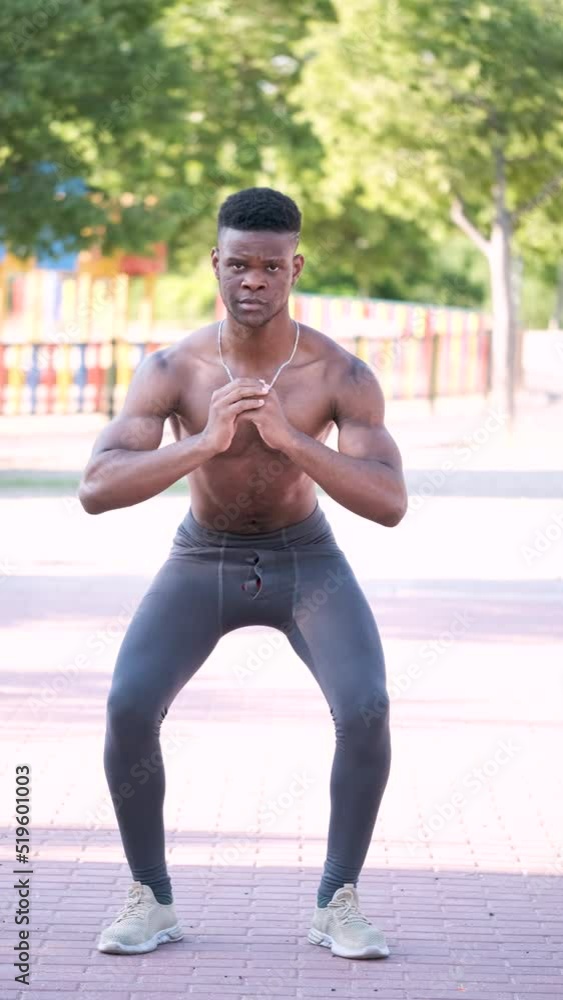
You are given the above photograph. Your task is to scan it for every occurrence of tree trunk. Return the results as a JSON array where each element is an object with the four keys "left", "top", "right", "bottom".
[
  {"left": 511, "top": 256, "right": 524, "bottom": 387},
  {"left": 554, "top": 261, "right": 563, "bottom": 328},
  {"left": 489, "top": 151, "right": 518, "bottom": 423}
]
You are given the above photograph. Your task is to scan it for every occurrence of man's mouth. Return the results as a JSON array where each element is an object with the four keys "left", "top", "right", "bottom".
[{"left": 238, "top": 299, "right": 266, "bottom": 310}]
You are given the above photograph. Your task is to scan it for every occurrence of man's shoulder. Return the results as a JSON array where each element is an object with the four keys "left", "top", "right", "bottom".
[
  {"left": 150, "top": 323, "right": 215, "bottom": 371},
  {"left": 304, "top": 325, "right": 375, "bottom": 387},
  {"left": 300, "top": 323, "right": 349, "bottom": 369}
]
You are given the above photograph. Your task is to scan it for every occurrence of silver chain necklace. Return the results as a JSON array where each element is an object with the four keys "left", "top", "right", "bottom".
[{"left": 217, "top": 318, "right": 300, "bottom": 390}]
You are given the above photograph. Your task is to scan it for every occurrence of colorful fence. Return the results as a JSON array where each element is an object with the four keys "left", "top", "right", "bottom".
[
  {"left": 0, "top": 341, "right": 158, "bottom": 417},
  {"left": 0, "top": 327, "right": 491, "bottom": 416},
  {"left": 217, "top": 292, "right": 492, "bottom": 402},
  {"left": 0, "top": 244, "right": 166, "bottom": 344},
  {"left": 0, "top": 290, "right": 491, "bottom": 415}
]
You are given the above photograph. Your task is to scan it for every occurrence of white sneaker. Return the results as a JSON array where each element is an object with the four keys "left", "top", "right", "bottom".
[
  {"left": 97, "top": 881, "right": 184, "bottom": 955},
  {"left": 308, "top": 884, "right": 390, "bottom": 959}
]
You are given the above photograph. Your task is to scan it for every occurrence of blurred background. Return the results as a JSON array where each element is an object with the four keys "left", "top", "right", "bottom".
[
  {"left": 1, "top": 5, "right": 562, "bottom": 998},
  {"left": 1, "top": 0, "right": 563, "bottom": 433}
]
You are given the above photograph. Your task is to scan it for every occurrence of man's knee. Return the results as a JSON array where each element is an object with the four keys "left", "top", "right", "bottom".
[
  {"left": 334, "top": 690, "right": 390, "bottom": 761},
  {"left": 333, "top": 687, "right": 390, "bottom": 738},
  {"left": 356, "top": 689, "right": 391, "bottom": 732},
  {"left": 106, "top": 687, "right": 156, "bottom": 734}
]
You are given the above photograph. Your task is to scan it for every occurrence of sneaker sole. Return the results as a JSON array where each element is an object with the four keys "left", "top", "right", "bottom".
[
  {"left": 98, "top": 923, "right": 184, "bottom": 955},
  {"left": 308, "top": 926, "right": 390, "bottom": 959}
]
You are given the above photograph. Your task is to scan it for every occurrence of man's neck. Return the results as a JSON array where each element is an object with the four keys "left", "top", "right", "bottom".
[{"left": 220, "top": 313, "right": 297, "bottom": 365}]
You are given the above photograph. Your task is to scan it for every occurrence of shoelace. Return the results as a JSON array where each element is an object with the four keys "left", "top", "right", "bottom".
[
  {"left": 330, "top": 895, "right": 372, "bottom": 927},
  {"left": 114, "top": 889, "right": 153, "bottom": 924}
]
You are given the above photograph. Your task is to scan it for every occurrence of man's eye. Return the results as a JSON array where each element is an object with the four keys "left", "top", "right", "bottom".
[
  {"left": 231, "top": 264, "right": 244, "bottom": 270},
  {"left": 267, "top": 265, "right": 279, "bottom": 272}
]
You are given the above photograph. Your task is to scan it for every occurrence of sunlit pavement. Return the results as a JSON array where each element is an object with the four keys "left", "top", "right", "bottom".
[
  {"left": 1, "top": 400, "right": 562, "bottom": 999},
  {"left": 1, "top": 391, "right": 563, "bottom": 474}
]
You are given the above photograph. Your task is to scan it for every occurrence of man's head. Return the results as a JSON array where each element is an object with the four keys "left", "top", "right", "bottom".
[{"left": 212, "top": 187, "right": 305, "bottom": 327}]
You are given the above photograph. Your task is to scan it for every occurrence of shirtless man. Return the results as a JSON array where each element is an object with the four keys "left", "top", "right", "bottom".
[{"left": 79, "top": 186, "right": 408, "bottom": 960}]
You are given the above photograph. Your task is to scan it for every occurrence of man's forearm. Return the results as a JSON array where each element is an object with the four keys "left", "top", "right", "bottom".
[
  {"left": 79, "top": 433, "right": 216, "bottom": 514},
  {"left": 283, "top": 429, "right": 407, "bottom": 526}
]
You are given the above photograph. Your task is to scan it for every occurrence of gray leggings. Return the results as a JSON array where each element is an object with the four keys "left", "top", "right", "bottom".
[{"left": 104, "top": 502, "right": 391, "bottom": 904}]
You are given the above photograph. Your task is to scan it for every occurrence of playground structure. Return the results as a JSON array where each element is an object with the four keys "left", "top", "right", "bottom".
[
  {"left": 0, "top": 242, "right": 166, "bottom": 416},
  {"left": 0, "top": 242, "right": 166, "bottom": 343},
  {"left": 0, "top": 247, "right": 491, "bottom": 415}
]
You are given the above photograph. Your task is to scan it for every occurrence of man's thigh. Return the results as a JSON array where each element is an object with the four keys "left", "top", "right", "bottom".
[
  {"left": 288, "top": 549, "right": 387, "bottom": 710},
  {"left": 109, "top": 552, "right": 222, "bottom": 711}
]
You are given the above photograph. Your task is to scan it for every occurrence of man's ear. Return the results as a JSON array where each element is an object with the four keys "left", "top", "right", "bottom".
[{"left": 292, "top": 253, "right": 305, "bottom": 284}]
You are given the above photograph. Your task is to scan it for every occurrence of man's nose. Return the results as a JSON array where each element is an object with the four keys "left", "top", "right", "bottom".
[{"left": 241, "top": 271, "right": 266, "bottom": 290}]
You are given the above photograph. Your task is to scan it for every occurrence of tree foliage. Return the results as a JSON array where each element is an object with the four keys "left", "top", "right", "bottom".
[
  {"left": 294, "top": 0, "right": 563, "bottom": 249},
  {"left": 293, "top": 0, "right": 563, "bottom": 404},
  {"left": 0, "top": 0, "right": 332, "bottom": 257},
  {"left": 0, "top": 0, "right": 559, "bottom": 331}
]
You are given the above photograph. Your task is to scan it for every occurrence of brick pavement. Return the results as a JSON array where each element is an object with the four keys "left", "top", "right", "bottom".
[{"left": 1, "top": 495, "right": 562, "bottom": 1000}]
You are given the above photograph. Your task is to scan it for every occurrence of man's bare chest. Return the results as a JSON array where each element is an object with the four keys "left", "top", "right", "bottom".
[{"left": 175, "top": 373, "right": 334, "bottom": 448}]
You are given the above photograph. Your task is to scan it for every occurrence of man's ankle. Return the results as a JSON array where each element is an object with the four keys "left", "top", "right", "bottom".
[
  {"left": 139, "top": 882, "right": 173, "bottom": 906},
  {"left": 152, "top": 890, "right": 173, "bottom": 905}
]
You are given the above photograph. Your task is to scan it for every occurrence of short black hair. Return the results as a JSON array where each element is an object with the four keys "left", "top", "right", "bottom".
[{"left": 217, "top": 186, "right": 301, "bottom": 239}]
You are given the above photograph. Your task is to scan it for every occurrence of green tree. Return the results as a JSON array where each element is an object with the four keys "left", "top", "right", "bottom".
[
  {"left": 0, "top": 1, "right": 184, "bottom": 255},
  {"left": 0, "top": 0, "right": 332, "bottom": 258},
  {"left": 294, "top": 0, "right": 563, "bottom": 417},
  {"left": 290, "top": 193, "right": 487, "bottom": 304}
]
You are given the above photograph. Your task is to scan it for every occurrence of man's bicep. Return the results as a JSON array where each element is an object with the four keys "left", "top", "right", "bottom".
[
  {"left": 335, "top": 356, "right": 403, "bottom": 471},
  {"left": 89, "top": 352, "right": 178, "bottom": 458},
  {"left": 337, "top": 418, "right": 403, "bottom": 472}
]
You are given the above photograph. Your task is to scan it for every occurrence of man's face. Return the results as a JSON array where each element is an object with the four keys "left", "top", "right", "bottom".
[{"left": 211, "top": 228, "right": 304, "bottom": 327}]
